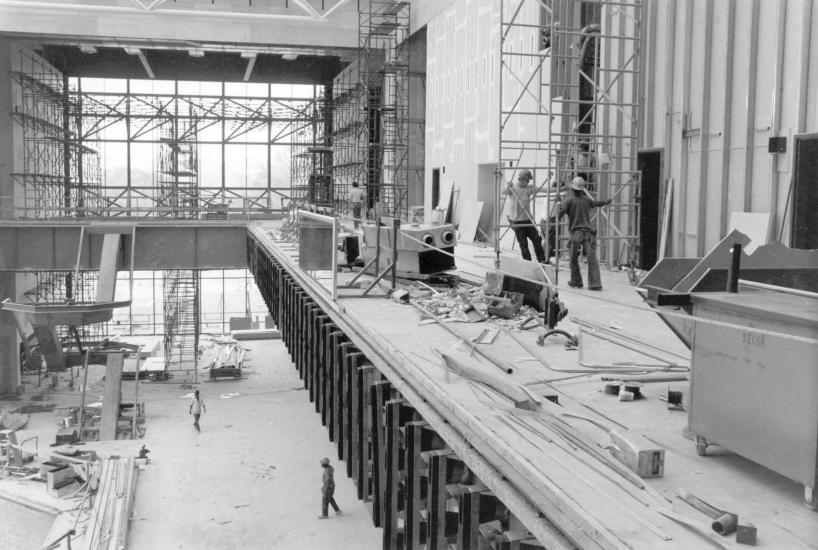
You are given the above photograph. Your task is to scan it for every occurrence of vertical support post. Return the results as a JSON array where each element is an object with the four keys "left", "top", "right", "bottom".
[
  {"left": 726, "top": 243, "right": 741, "bottom": 293},
  {"left": 384, "top": 398, "right": 409, "bottom": 550},
  {"left": 390, "top": 217, "right": 400, "bottom": 289},
  {"left": 425, "top": 450, "right": 455, "bottom": 550},
  {"left": 356, "top": 364, "right": 376, "bottom": 500},
  {"left": 456, "top": 486, "right": 482, "bottom": 550},
  {"left": 375, "top": 215, "right": 381, "bottom": 277},
  {"left": 405, "top": 421, "right": 430, "bottom": 550},
  {"left": 370, "top": 379, "right": 391, "bottom": 527},
  {"left": 100, "top": 352, "right": 124, "bottom": 441}
]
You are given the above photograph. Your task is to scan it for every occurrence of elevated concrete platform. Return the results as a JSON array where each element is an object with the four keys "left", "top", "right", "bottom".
[{"left": 245, "top": 220, "right": 817, "bottom": 550}]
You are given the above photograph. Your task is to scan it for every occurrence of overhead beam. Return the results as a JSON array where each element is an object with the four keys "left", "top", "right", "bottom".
[
  {"left": 134, "top": 49, "right": 155, "bottom": 79},
  {"left": 243, "top": 53, "right": 257, "bottom": 82},
  {"left": 0, "top": 222, "right": 248, "bottom": 271}
]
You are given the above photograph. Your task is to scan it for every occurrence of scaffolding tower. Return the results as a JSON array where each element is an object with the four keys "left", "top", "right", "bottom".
[
  {"left": 162, "top": 270, "right": 199, "bottom": 380},
  {"left": 290, "top": 89, "right": 333, "bottom": 209},
  {"left": 497, "top": 0, "right": 642, "bottom": 273},
  {"left": 358, "top": 0, "right": 411, "bottom": 219},
  {"left": 9, "top": 49, "right": 103, "bottom": 219},
  {"left": 331, "top": 63, "right": 368, "bottom": 217},
  {"left": 157, "top": 108, "right": 200, "bottom": 379}
]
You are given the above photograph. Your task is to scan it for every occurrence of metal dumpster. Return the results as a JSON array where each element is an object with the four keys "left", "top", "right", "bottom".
[{"left": 688, "top": 290, "right": 818, "bottom": 509}]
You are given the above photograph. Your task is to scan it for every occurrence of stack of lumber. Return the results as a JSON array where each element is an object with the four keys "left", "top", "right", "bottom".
[{"left": 77, "top": 456, "right": 138, "bottom": 550}]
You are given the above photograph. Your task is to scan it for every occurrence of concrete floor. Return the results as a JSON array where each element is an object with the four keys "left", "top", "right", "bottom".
[
  {"left": 0, "top": 338, "right": 382, "bottom": 550},
  {"left": 127, "top": 337, "right": 382, "bottom": 550}
]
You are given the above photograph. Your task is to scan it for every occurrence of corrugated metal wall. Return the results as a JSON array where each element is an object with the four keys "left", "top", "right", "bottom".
[{"left": 641, "top": 0, "right": 818, "bottom": 256}]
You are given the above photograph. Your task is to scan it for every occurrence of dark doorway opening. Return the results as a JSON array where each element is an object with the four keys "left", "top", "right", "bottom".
[
  {"left": 637, "top": 149, "right": 662, "bottom": 270},
  {"left": 431, "top": 168, "right": 441, "bottom": 209},
  {"left": 791, "top": 134, "right": 818, "bottom": 249}
]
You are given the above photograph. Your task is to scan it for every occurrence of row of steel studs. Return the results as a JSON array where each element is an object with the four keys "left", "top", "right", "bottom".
[{"left": 246, "top": 235, "right": 543, "bottom": 550}]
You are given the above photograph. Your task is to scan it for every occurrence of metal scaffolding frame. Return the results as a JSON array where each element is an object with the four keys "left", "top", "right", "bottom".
[
  {"left": 497, "top": 0, "right": 642, "bottom": 274},
  {"left": 358, "top": 0, "right": 411, "bottom": 219},
  {"left": 290, "top": 86, "right": 333, "bottom": 208},
  {"left": 162, "top": 269, "right": 200, "bottom": 380},
  {"left": 9, "top": 49, "right": 103, "bottom": 219},
  {"left": 331, "top": 62, "right": 368, "bottom": 217},
  {"left": 10, "top": 70, "right": 325, "bottom": 218}
]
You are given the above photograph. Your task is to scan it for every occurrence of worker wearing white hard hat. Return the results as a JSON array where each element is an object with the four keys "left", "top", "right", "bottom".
[{"left": 559, "top": 177, "right": 612, "bottom": 290}]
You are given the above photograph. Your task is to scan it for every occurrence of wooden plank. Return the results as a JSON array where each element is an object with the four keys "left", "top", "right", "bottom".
[{"left": 99, "top": 353, "right": 124, "bottom": 441}]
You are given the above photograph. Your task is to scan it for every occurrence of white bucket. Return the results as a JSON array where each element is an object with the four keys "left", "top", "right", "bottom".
[{"left": 430, "top": 208, "right": 445, "bottom": 225}]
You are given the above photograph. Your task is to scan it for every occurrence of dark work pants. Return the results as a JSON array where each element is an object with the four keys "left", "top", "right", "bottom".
[
  {"left": 193, "top": 413, "right": 201, "bottom": 432},
  {"left": 351, "top": 204, "right": 363, "bottom": 229},
  {"left": 322, "top": 486, "right": 340, "bottom": 516},
  {"left": 569, "top": 229, "right": 602, "bottom": 288},
  {"left": 511, "top": 221, "right": 546, "bottom": 262}
]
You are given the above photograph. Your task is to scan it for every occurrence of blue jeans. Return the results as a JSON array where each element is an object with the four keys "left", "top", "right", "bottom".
[{"left": 569, "top": 229, "right": 601, "bottom": 288}]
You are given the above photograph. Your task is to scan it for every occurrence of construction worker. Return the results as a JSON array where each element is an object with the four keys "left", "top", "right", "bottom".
[
  {"left": 319, "top": 457, "right": 342, "bottom": 518},
  {"left": 559, "top": 177, "right": 612, "bottom": 290},
  {"left": 348, "top": 181, "right": 366, "bottom": 229},
  {"left": 505, "top": 169, "right": 547, "bottom": 263},
  {"left": 189, "top": 389, "right": 206, "bottom": 432}
]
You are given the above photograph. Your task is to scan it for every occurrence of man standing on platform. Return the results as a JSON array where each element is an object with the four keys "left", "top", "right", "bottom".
[
  {"left": 348, "top": 181, "right": 366, "bottom": 229},
  {"left": 505, "top": 169, "right": 547, "bottom": 264},
  {"left": 319, "top": 457, "right": 342, "bottom": 518},
  {"left": 559, "top": 177, "right": 612, "bottom": 290}
]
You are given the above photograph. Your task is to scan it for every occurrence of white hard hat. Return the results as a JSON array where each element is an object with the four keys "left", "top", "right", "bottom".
[{"left": 571, "top": 177, "right": 586, "bottom": 191}]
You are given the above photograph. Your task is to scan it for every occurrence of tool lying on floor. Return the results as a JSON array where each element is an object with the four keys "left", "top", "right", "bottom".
[{"left": 676, "top": 488, "right": 756, "bottom": 544}]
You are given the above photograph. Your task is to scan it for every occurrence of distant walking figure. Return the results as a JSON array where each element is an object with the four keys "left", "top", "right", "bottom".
[
  {"left": 319, "top": 457, "right": 342, "bottom": 518},
  {"left": 189, "top": 390, "right": 206, "bottom": 432}
]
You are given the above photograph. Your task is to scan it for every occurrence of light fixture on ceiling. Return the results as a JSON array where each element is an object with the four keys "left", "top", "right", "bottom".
[
  {"left": 79, "top": 44, "right": 98, "bottom": 54},
  {"left": 240, "top": 51, "right": 258, "bottom": 59},
  {"left": 188, "top": 48, "right": 205, "bottom": 57},
  {"left": 282, "top": 53, "right": 298, "bottom": 61},
  {"left": 124, "top": 46, "right": 140, "bottom": 55}
]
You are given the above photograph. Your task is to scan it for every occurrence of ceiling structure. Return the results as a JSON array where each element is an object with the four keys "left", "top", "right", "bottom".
[{"left": 0, "top": 0, "right": 362, "bottom": 83}]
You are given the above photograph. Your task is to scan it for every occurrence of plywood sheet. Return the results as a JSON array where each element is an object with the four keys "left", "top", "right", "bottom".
[
  {"left": 458, "top": 201, "right": 483, "bottom": 243},
  {"left": 728, "top": 212, "right": 770, "bottom": 254}
]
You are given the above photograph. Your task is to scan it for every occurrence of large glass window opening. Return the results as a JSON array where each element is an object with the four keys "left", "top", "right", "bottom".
[{"left": 69, "top": 77, "right": 322, "bottom": 217}]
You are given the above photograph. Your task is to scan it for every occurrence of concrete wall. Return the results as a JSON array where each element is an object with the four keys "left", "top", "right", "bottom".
[
  {"left": 424, "top": 0, "right": 499, "bottom": 226},
  {"left": 642, "top": 0, "right": 818, "bottom": 256}
]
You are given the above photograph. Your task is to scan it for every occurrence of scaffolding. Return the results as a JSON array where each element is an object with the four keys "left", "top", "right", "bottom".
[
  {"left": 157, "top": 110, "right": 201, "bottom": 378},
  {"left": 331, "top": 63, "right": 368, "bottom": 216},
  {"left": 9, "top": 49, "right": 103, "bottom": 219},
  {"left": 290, "top": 88, "right": 332, "bottom": 208},
  {"left": 497, "top": 0, "right": 642, "bottom": 273},
  {"left": 162, "top": 270, "right": 200, "bottom": 380},
  {"left": 358, "top": 0, "right": 411, "bottom": 219},
  {"left": 157, "top": 108, "right": 200, "bottom": 218}
]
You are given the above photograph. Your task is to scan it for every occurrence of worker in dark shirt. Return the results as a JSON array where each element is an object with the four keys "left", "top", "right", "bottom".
[
  {"left": 319, "top": 457, "right": 342, "bottom": 518},
  {"left": 559, "top": 177, "right": 612, "bottom": 290}
]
